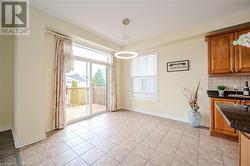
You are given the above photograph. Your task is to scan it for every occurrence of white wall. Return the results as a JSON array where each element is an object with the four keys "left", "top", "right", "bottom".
[
  {"left": 0, "top": 36, "right": 14, "bottom": 132},
  {"left": 118, "top": 7, "right": 250, "bottom": 127},
  {"left": 13, "top": 9, "right": 47, "bottom": 147},
  {"left": 13, "top": 7, "right": 120, "bottom": 148},
  {"left": 118, "top": 37, "right": 210, "bottom": 126}
]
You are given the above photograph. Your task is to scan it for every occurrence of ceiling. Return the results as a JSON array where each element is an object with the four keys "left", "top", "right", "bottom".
[{"left": 31, "top": 0, "right": 250, "bottom": 46}]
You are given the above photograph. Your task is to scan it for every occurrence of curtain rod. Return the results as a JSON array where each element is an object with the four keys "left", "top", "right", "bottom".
[
  {"left": 45, "top": 28, "right": 114, "bottom": 54},
  {"left": 45, "top": 29, "right": 72, "bottom": 40}
]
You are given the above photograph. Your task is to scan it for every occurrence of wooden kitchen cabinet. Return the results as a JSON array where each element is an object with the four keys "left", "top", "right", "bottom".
[
  {"left": 235, "top": 29, "right": 250, "bottom": 73},
  {"left": 207, "top": 27, "right": 250, "bottom": 74},
  {"left": 241, "top": 100, "right": 250, "bottom": 106},
  {"left": 208, "top": 33, "right": 234, "bottom": 74},
  {"left": 210, "top": 98, "right": 238, "bottom": 139},
  {"left": 240, "top": 132, "right": 250, "bottom": 166}
]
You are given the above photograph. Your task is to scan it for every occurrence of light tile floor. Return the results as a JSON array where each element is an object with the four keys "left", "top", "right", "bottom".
[
  {"left": 17, "top": 110, "right": 239, "bottom": 166},
  {"left": 66, "top": 104, "right": 106, "bottom": 122}
]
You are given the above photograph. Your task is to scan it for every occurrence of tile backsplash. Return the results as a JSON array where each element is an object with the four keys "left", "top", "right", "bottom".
[{"left": 208, "top": 75, "right": 250, "bottom": 91}]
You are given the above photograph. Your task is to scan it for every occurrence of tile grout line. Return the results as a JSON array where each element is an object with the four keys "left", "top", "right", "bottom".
[
  {"left": 81, "top": 117, "right": 147, "bottom": 166},
  {"left": 111, "top": 116, "right": 154, "bottom": 165},
  {"left": 60, "top": 126, "right": 100, "bottom": 166},
  {"left": 72, "top": 123, "right": 117, "bottom": 165},
  {"left": 219, "top": 142, "right": 226, "bottom": 166},
  {"left": 197, "top": 128, "right": 201, "bottom": 166},
  {"left": 169, "top": 125, "right": 185, "bottom": 166},
  {"left": 128, "top": 118, "right": 164, "bottom": 166},
  {"left": 143, "top": 121, "right": 178, "bottom": 166},
  {"left": 103, "top": 116, "right": 159, "bottom": 166}
]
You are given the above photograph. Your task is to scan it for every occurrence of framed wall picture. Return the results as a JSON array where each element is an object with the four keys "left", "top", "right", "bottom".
[{"left": 167, "top": 60, "right": 189, "bottom": 72}]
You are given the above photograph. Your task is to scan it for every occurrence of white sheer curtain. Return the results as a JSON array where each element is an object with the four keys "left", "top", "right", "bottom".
[
  {"left": 131, "top": 52, "right": 157, "bottom": 77},
  {"left": 131, "top": 51, "right": 158, "bottom": 99}
]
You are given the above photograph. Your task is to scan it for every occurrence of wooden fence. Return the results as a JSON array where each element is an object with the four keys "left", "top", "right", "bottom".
[{"left": 66, "top": 87, "right": 105, "bottom": 107}]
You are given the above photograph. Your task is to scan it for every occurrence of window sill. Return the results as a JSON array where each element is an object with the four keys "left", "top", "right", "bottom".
[{"left": 131, "top": 96, "right": 158, "bottom": 102}]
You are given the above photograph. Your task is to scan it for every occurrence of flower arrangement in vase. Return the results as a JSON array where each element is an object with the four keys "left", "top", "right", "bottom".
[{"left": 183, "top": 82, "right": 201, "bottom": 127}]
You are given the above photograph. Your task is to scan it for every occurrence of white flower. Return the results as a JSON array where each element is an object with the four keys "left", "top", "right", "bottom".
[
  {"left": 233, "top": 32, "right": 250, "bottom": 48},
  {"left": 240, "top": 34, "right": 247, "bottom": 38},
  {"left": 232, "top": 41, "right": 238, "bottom": 45},
  {"left": 247, "top": 32, "right": 250, "bottom": 38}
]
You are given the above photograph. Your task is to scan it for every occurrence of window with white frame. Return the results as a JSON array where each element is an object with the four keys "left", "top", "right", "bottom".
[
  {"left": 72, "top": 43, "right": 111, "bottom": 63},
  {"left": 131, "top": 51, "right": 158, "bottom": 100}
]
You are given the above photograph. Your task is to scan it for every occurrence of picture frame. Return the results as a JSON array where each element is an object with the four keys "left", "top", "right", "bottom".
[{"left": 167, "top": 60, "right": 189, "bottom": 72}]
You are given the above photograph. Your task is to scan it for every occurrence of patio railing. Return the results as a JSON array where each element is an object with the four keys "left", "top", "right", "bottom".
[
  {"left": 66, "top": 87, "right": 105, "bottom": 107},
  {"left": 66, "top": 87, "right": 87, "bottom": 107}
]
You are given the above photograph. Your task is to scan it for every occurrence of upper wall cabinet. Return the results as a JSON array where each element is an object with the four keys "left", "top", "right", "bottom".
[
  {"left": 235, "top": 29, "right": 250, "bottom": 73},
  {"left": 208, "top": 33, "right": 234, "bottom": 74},
  {"left": 207, "top": 27, "right": 250, "bottom": 74}
]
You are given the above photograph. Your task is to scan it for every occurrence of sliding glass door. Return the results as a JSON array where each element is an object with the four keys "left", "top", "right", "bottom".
[
  {"left": 91, "top": 63, "right": 107, "bottom": 115},
  {"left": 65, "top": 60, "right": 108, "bottom": 123},
  {"left": 65, "top": 60, "right": 90, "bottom": 122},
  {"left": 65, "top": 43, "right": 110, "bottom": 123}
]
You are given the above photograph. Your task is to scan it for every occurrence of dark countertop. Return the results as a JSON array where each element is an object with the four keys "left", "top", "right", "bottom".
[
  {"left": 216, "top": 102, "right": 250, "bottom": 134},
  {"left": 207, "top": 90, "right": 250, "bottom": 100}
]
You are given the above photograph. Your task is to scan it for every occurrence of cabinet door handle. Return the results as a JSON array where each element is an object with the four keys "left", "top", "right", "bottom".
[{"left": 235, "top": 69, "right": 239, "bottom": 72}]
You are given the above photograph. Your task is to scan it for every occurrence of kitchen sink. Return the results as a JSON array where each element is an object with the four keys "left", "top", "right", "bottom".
[{"left": 228, "top": 94, "right": 250, "bottom": 99}]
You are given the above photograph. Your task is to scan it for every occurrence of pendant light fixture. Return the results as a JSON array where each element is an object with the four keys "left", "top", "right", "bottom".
[{"left": 114, "top": 19, "right": 138, "bottom": 59}]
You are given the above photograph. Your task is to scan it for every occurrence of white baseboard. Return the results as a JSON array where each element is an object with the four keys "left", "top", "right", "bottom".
[
  {"left": 0, "top": 125, "right": 12, "bottom": 132},
  {"left": 127, "top": 108, "right": 209, "bottom": 127},
  {"left": 129, "top": 108, "right": 188, "bottom": 123},
  {"left": 11, "top": 130, "right": 46, "bottom": 148}
]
